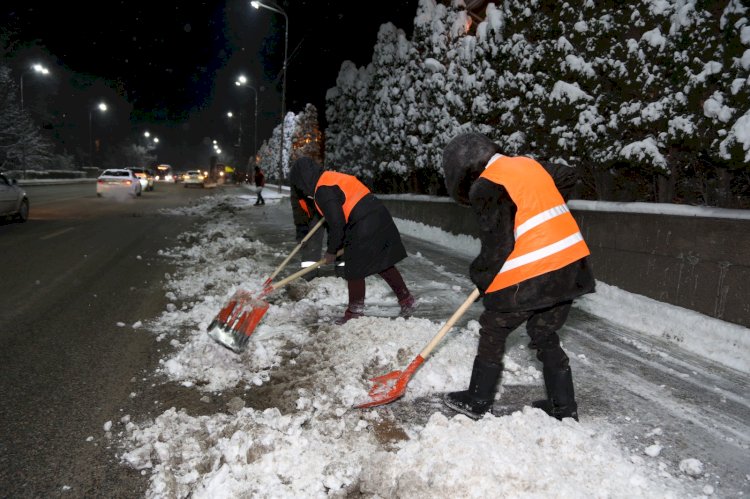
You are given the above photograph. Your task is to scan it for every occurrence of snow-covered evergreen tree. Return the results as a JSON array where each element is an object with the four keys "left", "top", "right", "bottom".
[
  {"left": 322, "top": 0, "right": 748, "bottom": 205},
  {"left": 0, "top": 65, "right": 53, "bottom": 172},
  {"left": 290, "top": 103, "right": 323, "bottom": 164}
]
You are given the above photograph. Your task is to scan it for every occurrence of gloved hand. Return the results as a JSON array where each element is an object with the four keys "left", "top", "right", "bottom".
[{"left": 324, "top": 252, "right": 337, "bottom": 264}]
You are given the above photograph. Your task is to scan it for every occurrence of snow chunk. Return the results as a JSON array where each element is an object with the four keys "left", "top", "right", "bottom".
[{"left": 679, "top": 458, "right": 704, "bottom": 477}]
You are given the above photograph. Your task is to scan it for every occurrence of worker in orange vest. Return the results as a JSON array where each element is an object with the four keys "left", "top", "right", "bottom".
[
  {"left": 289, "top": 157, "right": 416, "bottom": 324},
  {"left": 441, "top": 132, "right": 595, "bottom": 421}
]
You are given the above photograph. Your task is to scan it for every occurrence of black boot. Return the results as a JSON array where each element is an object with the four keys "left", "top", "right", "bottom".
[
  {"left": 532, "top": 367, "right": 579, "bottom": 421},
  {"left": 443, "top": 358, "right": 502, "bottom": 420}
]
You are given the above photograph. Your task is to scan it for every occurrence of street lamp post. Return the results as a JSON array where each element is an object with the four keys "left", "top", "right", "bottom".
[
  {"left": 88, "top": 102, "right": 107, "bottom": 166},
  {"left": 251, "top": 1, "right": 287, "bottom": 192},
  {"left": 227, "top": 107, "right": 242, "bottom": 150},
  {"left": 20, "top": 63, "right": 50, "bottom": 110},
  {"left": 235, "top": 75, "right": 259, "bottom": 170},
  {"left": 19, "top": 63, "right": 50, "bottom": 178}
]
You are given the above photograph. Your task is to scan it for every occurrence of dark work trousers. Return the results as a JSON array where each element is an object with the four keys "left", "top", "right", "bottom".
[
  {"left": 346, "top": 266, "right": 411, "bottom": 309},
  {"left": 476, "top": 301, "right": 573, "bottom": 370}
]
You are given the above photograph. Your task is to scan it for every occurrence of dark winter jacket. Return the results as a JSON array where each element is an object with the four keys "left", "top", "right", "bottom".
[
  {"left": 289, "top": 157, "right": 407, "bottom": 280},
  {"left": 289, "top": 158, "right": 322, "bottom": 246},
  {"left": 442, "top": 132, "right": 595, "bottom": 312},
  {"left": 254, "top": 169, "right": 265, "bottom": 188}
]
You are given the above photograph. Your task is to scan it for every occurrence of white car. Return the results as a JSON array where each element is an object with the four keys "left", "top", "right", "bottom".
[
  {"left": 128, "top": 167, "right": 155, "bottom": 191},
  {"left": 96, "top": 169, "right": 142, "bottom": 197},
  {"left": 0, "top": 172, "right": 29, "bottom": 222},
  {"left": 183, "top": 170, "right": 205, "bottom": 188}
]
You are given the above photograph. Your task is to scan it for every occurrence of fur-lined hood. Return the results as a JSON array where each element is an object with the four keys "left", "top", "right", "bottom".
[
  {"left": 289, "top": 157, "right": 324, "bottom": 199},
  {"left": 442, "top": 132, "right": 501, "bottom": 206}
]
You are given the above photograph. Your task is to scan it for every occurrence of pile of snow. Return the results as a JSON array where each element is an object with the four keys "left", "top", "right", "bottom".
[{"left": 111, "top": 193, "right": 724, "bottom": 498}]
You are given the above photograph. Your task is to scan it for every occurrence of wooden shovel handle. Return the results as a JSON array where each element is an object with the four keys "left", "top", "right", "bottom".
[
  {"left": 266, "top": 217, "right": 326, "bottom": 283},
  {"left": 418, "top": 288, "right": 480, "bottom": 359},
  {"left": 267, "top": 248, "right": 344, "bottom": 292}
]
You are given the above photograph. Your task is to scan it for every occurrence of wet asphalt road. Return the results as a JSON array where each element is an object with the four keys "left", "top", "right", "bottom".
[{"left": 0, "top": 181, "right": 220, "bottom": 498}]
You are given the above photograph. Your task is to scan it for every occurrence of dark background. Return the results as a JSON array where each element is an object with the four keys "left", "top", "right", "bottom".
[{"left": 1, "top": 0, "right": 419, "bottom": 168}]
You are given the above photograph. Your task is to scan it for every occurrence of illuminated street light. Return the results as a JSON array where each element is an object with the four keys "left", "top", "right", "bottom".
[
  {"left": 20, "top": 63, "right": 50, "bottom": 110},
  {"left": 251, "top": 1, "right": 287, "bottom": 191},
  {"left": 235, "top": 75, "right": 259, "bottom": 171},
  {"left": 88, "top": 102, "right": 107, "bottom": 166}
]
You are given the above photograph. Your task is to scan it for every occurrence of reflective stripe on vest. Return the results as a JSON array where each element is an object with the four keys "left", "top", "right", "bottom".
[
  {"left": 314, "top": 171, "right": 370, "bottom": 222},
  {"left": 480, "top": 155, "right": 590, "bottom": 293}
]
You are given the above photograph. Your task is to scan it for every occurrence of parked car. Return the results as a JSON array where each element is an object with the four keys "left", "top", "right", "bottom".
[
  {"left": 97, "top": 169, "right": 142, "bottom": 197},
  {"left": 127, "top": 167, "right": 155, "bottom": 191},
  {"left": 0, "top": 172, "right": 29, "bottom": 222},
  {"left": 183, "top": 170, "right": 205, "bottom": 188}
]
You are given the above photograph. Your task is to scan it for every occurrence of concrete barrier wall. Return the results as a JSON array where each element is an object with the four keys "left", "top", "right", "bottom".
[{"left": 381, "top": 196, "right": 750, "bottom": 328}]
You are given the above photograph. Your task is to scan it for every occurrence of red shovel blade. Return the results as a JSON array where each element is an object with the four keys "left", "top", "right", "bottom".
[
  {"left": 355, "top": 356, "right": 425, "bottom": 409},
  {"left": 234, "top": 300, "right": 270, "bottom": 338},
  {"left": 207, "top": 291, "right": 268, "bottom": 352}
]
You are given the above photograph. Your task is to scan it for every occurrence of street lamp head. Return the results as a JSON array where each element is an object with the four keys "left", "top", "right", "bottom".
[
  {"left": 144, "top": 131, "right": 151, "bottom": 138},
  {"left": 238, "top": 75, "right": 247, "bottom": 84},
  {"left": 250, "top": 0, "right": 286, "bottom": 16},
  {"left": 98, "top": 102, "right": 107, "bottom": 112},
  {"left": 227, "top": 111, "right": 234, "bottom": 118},
  {"left": 32, "top": 64, "right": 50, "bottom": 75}
]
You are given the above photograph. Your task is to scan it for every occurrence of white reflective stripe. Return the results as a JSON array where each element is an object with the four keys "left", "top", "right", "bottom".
[
  {"left": 515, "top": 204, "right": 569, "bottom": 239},
  {"left": 498, "top": 232, "right": 584, "bottom": 274},
  {"left": 485, "top": 153, "right": 503, "bottom": 169},
  {"left": 336, "top": 262, "right": 345, "bottom": 267},
  {"left": 300, "top": 261, "right": 316, "bottom": 268}
]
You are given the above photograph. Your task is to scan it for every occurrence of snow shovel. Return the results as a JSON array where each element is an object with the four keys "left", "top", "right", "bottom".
[
  {"left": 207, "top": 250, "right": 343, "bottom": 353},
  {"left": 355, "top": 288, "right": 481, "bottom": 408},
  {"left": 206, "top": 218, "right": 325, "bottom": 351},
  {"left": 262, "top": 217, "right": 326, "bottom": 287}
]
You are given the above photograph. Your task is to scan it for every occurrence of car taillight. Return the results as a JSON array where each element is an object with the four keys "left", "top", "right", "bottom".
[{"left": 97, "top": 179, "right": 104, "bottom": 184}]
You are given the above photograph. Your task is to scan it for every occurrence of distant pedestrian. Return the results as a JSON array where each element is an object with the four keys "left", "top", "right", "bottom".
[
  {"left": 440, "top": 132, "right": 595, "bottom": 421},
  {"left": 289, "top": 157, "right": 417, "bottom": 324},
  {"left": 254, "top": 166, "right": 265, "bottom": 206}
]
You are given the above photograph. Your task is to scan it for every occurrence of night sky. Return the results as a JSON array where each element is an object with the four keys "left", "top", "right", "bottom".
[{"left": 2, "top": 0, "right": 420, "bottom": 163}]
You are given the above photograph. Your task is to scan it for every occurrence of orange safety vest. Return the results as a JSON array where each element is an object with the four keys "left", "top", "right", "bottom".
[
  {"left": 299, "top": 198, "right": 312, "bottom": 218},
  {"left": 481, "top": 154, "right": 590, "bottom": 293},
  {"left": 314, "top": 171, "right": 370, "bottom": 222}
]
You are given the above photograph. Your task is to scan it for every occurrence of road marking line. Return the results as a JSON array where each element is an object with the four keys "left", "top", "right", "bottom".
[{"left": 40, "top": 227, "right": 75, "bottom": 240}]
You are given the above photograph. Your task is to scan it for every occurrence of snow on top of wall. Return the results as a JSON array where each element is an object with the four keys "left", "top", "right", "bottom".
[{"left": 379, "top": 193, "right": 750, "bottom": 220}]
